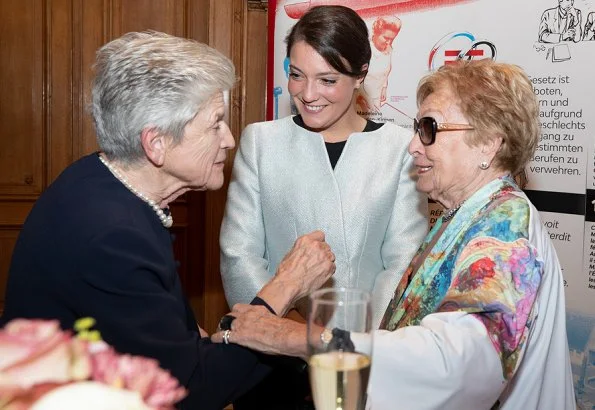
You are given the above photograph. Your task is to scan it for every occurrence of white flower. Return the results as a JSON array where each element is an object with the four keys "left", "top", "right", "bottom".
[{"left": 30, "top": 381, "right": 151, "bottom": 410}]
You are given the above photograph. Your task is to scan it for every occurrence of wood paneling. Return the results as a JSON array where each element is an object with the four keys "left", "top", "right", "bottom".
[
  {"left": 243, "top": 4, "right": 268, "bottom": 127},
  {"left": 187, "top": 0, "right": 210, "bottom": 43},
  {"left": 0, "top": 0, "right": 44, "bottom": 196},
  {"left": 73, "top": 0, "right": 107, "bottom": 159},
  {"left": 112, "top": 0, "right": 185, "bottom": 37},
  {"left": 0, "top": 202, "right": 35, "bottom": 227},
  {"left": 48, "top": 0, "right": 75, "bottom": 181},
  {"left": 0, "top": 231, "right": 20, "bottom": 313}
]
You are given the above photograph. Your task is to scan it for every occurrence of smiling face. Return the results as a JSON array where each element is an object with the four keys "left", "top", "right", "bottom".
[
  {"left": 408, "top": 86, "right": 487, "bottom": 208},
  {"left": 287, "top": 41, "right": 363, "bottom": 140},
  {"left": 165, "top": 91, "right": 234, "bottom": 191}
]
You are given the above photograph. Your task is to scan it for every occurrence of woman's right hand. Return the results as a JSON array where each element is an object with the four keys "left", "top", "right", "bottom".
[
  {"left": 258, "top": 231, "right": 336, "bottom": 316},
  {"left": 278, "top": 230, "right": 335, "bottom": 297}
]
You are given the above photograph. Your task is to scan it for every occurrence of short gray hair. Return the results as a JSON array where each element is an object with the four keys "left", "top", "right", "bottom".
[{"left": 92, "top": 31, "right": 235, "bottom": 164}]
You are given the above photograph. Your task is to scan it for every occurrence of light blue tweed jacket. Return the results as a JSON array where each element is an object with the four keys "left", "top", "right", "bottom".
[{"left": 220, "top": 116, "right": 428, "bottom": 326}]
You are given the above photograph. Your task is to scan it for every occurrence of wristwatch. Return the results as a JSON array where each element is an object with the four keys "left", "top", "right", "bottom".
[{"left": 320, "top": 328, "right": 333, "bottom": 349}]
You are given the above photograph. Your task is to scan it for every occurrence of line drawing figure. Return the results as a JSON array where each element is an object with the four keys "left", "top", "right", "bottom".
[
  {"left": 584, "top": 12, "right": 595, "bottom": 40},
  {"left": 538, "top": 0, "right": 582, "bottom": 43}
]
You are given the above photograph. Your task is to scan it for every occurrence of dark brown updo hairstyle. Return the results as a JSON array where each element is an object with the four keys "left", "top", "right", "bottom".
[{"left": 285, "top": 5, "right": 371, "bottom": 78}]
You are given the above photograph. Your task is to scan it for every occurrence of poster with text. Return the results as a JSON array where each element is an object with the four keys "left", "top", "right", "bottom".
[{"left": 268, "top": 0, "right": 595, "bottom": 405}]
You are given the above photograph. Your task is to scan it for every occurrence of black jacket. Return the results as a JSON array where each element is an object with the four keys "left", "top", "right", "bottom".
[{"left": 1, "top": 153, "right": 269, "bottom": 409}]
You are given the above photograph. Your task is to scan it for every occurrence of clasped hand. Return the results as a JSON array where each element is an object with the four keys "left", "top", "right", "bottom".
[
  {"left": 211, "top": 230, "right": 335, "bottom": 357},
  {"left": 274, "top": 230, "right": 336, "bottom": 302}
]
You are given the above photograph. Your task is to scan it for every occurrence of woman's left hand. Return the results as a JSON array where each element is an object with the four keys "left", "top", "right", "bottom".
[{"left": 211, "top": 305, "right": 307, "bottom": 359}]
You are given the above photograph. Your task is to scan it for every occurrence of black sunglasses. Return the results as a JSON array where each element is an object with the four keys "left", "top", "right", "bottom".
[{"left": 413, "top": 117, "right": 474, "bottom": 146}]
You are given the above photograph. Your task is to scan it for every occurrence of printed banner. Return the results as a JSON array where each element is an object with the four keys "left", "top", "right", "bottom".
[{"left": 268, "top": 0, "right": 595, "bottom": 406}]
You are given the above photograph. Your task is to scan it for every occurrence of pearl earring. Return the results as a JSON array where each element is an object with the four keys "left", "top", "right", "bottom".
[{"left": 479, "top": 161, "right": 489, "bottom": 170}]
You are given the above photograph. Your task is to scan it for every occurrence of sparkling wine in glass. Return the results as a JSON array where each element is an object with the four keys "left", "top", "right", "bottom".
[{"left": 307, "top": 287, "right": 372, "bottom": 410}]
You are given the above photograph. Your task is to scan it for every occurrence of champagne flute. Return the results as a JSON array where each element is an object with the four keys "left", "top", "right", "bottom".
[{"left": 307, "top": 287, "right": 372, "bottom": 410}]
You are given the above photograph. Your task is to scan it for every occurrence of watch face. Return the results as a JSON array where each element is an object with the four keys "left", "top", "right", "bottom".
[{"left": 321, "top": 328, "right": 333, "bottom": 344}]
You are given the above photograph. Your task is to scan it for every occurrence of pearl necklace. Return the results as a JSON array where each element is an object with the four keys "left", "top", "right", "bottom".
[
  {"left": 442, "top": 201, "right": 465, "bottom": 223},
  {"left": 98, "top": 155, "right": 173, "bottom": 228}
]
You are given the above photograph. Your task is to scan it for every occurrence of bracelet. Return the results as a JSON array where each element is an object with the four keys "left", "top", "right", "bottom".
[
  {"left": 320, "top": 328, "right": 355, "bottom": 352},
  {"left": 250, "top": 296, "right": 277, "bottom": 315},
  {"left": 331, "top": 328, "right": 355, "bottom": 352},
  {"left": 217, "top": 314, "right": 235, "bottom": 331},
  {"left": 320, "top": 328, "right": 333, "bottom": 348}
]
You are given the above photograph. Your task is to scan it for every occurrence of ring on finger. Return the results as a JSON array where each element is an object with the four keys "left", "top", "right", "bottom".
[{"left": 223, "top": 329, "right": 231, "bottom": 345}]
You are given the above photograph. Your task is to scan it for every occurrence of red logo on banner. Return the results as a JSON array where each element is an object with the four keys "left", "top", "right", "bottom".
[{"left": 428, "top": 32, "right": 497, "bottom": 70}]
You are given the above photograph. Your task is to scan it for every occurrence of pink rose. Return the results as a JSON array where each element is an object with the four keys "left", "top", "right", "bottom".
[
  {"left": 0, "top": 319, "right": 90, "bottom": 401},
  {"left": 0, "top": 319, "right": 186, "bottom": 410},
  {"left": 91, "top": 347, "right": 186, "bottom": 410}
]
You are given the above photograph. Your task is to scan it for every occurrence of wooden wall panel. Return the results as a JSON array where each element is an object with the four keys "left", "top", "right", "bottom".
[
  {"left": 48, "top": 0, "right": 75, "bottom": 181},
  {"left": 0, "top": 0, "right": 44, "bottom": 195},
  {"left": 112, "top": 0, "right": 185, "bottom": 37},
  {"left": 243, "top": 4, "right": 268, "bottom": 128},
  {"left": 73, "top": 0, "right": 107, "bottom": 158},
  {"left": 0, "top": 202, "right": 34, "bottom": 227},
  {"left": 0, "top": 231, "right": 19, "bottom": 313},
  {"left": 187, "top": 0, "right": 210, "bottom": 43}
]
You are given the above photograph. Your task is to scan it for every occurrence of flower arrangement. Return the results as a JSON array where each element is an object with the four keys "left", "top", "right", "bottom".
[{"left": 0, "top": 318, "right": 186, "bottom": 410}]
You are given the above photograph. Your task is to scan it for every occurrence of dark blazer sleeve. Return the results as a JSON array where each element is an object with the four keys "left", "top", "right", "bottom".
[
  {"left": 75, "top": 224, "right": 270, "bottom": 409},
  {"left": 184, "top": 340, "right": 271, "bottom": 409}
]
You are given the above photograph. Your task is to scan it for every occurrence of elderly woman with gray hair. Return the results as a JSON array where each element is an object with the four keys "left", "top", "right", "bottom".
[{"left": 0, "top": 31, "right": 335, "bottom": 409}]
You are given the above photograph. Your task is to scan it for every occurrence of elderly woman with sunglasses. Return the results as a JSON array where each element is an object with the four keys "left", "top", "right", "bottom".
[
  {"left": 215, "top": 59, "right": 576, "bottom": 410},
  {"left": 362, "top": 59, "right": 575, "bottom": 409}
]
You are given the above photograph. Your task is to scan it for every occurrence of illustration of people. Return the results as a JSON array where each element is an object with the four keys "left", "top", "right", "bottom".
[
  {"left": 538, "top": 0, "right": 582, "bottom": 43},
  {"left": 357, "top": 15, "right": 401, "bottom": 115},
  {"left": 583, "top": 12, "right": 595, "bottom": 40}
]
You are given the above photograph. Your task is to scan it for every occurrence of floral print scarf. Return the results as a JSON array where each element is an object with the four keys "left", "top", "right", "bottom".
[{"left": 380, "top": 175, "right": 542, "bottom": 378}]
